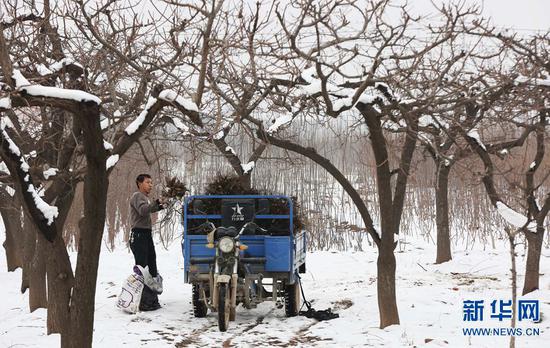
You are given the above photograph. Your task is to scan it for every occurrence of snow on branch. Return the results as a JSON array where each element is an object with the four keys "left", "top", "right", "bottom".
[
  {"left": 49, "top": 58, "right": 84, "bottom": 73},
  {"left": 27, "top": 183, "right": 58, "bottom": 225},
  {"left": 43, "top": 168, "right": 58, "bottom": 179},
  {"left": 106, "top": 154, "right": 119, "bottom": 170},
  {"left": 467, "top": 129, "right": 486, "bottom": 151},
  {"left": 1, "top": 118, "right": 58, "bottom": 225},
  {"left": 0, "top": 97, "right": 11, "bottom": 110},
  {"left": 0, "top": 160, "right": 10, "bottom": 175},
  {"left": 225, "top": 146, "right": 236, "bottom": 155},
  {"left": 36, "top": 58, "right": 85, "bottom": 76},
  {"left": 100, "top": 114, "right": 111, "bottom": 130},
  {"left": 36, "top": 64, "right": 52, "bottom": 76},
  {"left": 268, "top": 112, "right": 293, "bottom": 134},
  {"left": 0, "top": 117, "right": 14, "bottom": 132},
  {"left": 124, "top": 96, "right": 157, "bottom": 135},
  {"left": 12, "top": 70, "right": 101, "bottom": 104},
  {"left": 382, "top": 119, "right": 408, "bottom": 132},
  {"left": 299, "top": 66, "right": 387, "bottom": 112},
  {"left": 515, "top": 75, "right": 550, "bottom": 87},
  {"left": 103, "top": 140, "right": 113, "bottom": 151},
  {"left": 171, "top": 117, "right": 190, "bottom": 135},
  {"left": 241, "top": 161, "right": 255, "bottom": 174},
  {"left": 158, "top": 90, "right": 199, "bottom": 112},
  {"left": 418, "top": 115, "right": 449, "bottom": 130},
  {"left": 496, "top": 201, "right": 536, "bottom": 232},
  {"left": 0, "top": 184, "right": 15, "bottom": 197},
  {"left": 123, "top": 90, "right": 195, "bottom": 137},
  {"left": 213, "top": 121, "right": 232, "bottom": 140},
  {"left": 1, "top": 117, "right": 21, "bottom": 156},
  {"left": 300, "top": 67, "right": 323, "bottom": 95}
]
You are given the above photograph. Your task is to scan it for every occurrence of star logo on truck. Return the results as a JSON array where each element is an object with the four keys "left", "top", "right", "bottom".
[
  {"left": 232, "top": 204, "right": 244, "bottom": 221},
  {"left": 232, "top": 203, "right": 243, "bottom": 214}
]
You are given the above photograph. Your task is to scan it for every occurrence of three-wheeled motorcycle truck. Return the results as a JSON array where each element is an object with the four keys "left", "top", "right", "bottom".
[{"left": 182, "top": 195, "right": 306, "bottom": 331}]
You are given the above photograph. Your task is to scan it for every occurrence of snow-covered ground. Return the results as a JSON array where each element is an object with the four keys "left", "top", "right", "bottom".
[{"left": 0, "top": 227, "right": 549, "bottom": 347}]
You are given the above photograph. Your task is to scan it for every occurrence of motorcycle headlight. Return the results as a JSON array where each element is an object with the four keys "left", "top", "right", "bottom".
[{"left": 218, "top": 237, "right": 235, "bottom": 253}]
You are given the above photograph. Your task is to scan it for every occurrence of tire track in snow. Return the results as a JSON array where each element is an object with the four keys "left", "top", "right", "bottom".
[
  {"left": 173, "top": 321, "right": 213, "bottom": 347},
  {"left": 221, "top": 307, "right": 276, "bottom": 346}
]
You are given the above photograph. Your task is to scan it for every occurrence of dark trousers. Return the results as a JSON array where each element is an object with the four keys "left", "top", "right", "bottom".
[
  {"left": 130, "top": 228, "right": 158, "bottom": 277},
  {"left": 130, "top": 228, "right": 160, "bottom": 308}
]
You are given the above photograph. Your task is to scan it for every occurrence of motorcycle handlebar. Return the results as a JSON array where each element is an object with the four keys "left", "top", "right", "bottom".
[
  {"left": 200, "top": 221, "right": 216, "bottom": 233},
  {"left": 238, "top": 221, "right": 267, "bottom": 236}
]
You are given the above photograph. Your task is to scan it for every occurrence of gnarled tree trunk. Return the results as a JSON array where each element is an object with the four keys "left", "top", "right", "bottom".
[{"left": 63, "top": 105, "right": 108, "bottom": 348}]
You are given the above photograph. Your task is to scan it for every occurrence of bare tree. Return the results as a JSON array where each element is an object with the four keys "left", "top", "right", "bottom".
[
  {"left": 452, "top": 20, "right": 550, "bottom": 294},
  {"left": 239, "top": 0, "right": 486, "bottom": 327},
  {"left": 0, "top": 1, "right": 204, "bottom": 346}
]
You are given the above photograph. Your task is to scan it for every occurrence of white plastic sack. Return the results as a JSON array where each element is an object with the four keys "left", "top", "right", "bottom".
[
  {"left": 116, "top": 269, "right": 144, "bottom": 314},
  {"left": 135, "top": 265, "right": 163, "bottom": 294}
]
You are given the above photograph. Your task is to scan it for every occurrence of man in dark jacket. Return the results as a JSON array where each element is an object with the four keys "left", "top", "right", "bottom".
[{"left": 129, "top": 173, "right": 165, "bottom": 311}]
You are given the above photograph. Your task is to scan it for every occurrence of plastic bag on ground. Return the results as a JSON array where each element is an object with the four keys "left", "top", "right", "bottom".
[
  {"left": 134, "top": 265, "right": 163, "bottom": 294},
  {"left": 116, "top": 268, "right": 145, "bottom": 314}
]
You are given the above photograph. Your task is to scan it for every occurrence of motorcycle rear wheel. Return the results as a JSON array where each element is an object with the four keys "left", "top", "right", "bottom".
[
  {"left": 192, "top": 284, "right": 208, "bottom": 318},
  {"left": 284, "top": 281, "right": 301, "bottom": 317}
]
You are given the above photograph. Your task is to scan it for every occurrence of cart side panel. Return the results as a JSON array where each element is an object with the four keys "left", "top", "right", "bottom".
[
  {"left": 238, "top": 235, "right": 266, "bottom": 258},
  {"left": 185, "top": 235, "right": 215, "bottom": 274},
  {"left": 265, "top": 236, "right": 291, "bottom": 272}
]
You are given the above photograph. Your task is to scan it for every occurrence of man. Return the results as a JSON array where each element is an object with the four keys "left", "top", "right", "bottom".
[{"left": 129, "top": 173, "right": 165, "bottom": 311}]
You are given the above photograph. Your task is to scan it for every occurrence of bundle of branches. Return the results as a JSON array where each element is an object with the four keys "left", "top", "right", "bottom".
[
  {"left": 162, "top": 176, "right": 188, "bottom": 199},
  {"left": 270, "top": 196, "right": 304, "bottom": 231},
  {"left": 196, "top": 174, "right": 259, "bottom": 213},
  {"left": 204, "top": 174, "right": 260, "bottom": 196},
  {"left": 198, "top": 173, "right": 305, "bottom": 231},
  {"left": 155, "top": 176, "right": 189, "bottom": 232}
]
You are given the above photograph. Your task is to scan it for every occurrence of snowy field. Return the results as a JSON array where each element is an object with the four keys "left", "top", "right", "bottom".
[{"left": 0, "top": 227, "right": 549, "bottom": 347}]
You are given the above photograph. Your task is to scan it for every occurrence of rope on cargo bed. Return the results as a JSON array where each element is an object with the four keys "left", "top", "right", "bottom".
[{"left": 295, "top": 272, "right": 339, "bottom": 321}]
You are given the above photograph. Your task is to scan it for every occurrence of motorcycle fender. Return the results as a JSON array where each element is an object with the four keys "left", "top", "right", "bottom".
[{"left": 217, "top": 275, "right": 231, "bottom": 283}]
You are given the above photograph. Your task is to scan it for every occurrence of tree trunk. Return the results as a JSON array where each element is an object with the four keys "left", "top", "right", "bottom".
[
  {"left": 63, "top": 106, "right": 108, "bottom": 348},
  {"left": 29, "top": 227, "right": 48, "bottom": 311},
  {"left": 360, "top": 105, "right": 401, "bottom": 328},
  {"left": 435, "top": 163, "right": 452, "bottom": 264},
  {"left": 0, "top": 198, "right": 24, "bottom": 271},
  {"left": 522, "top": 224, "right": 545, "bottom": 295},
  {"left": 21, "top": 216, "right": 36, "bottom": 294},
  {"left": 46, "top": 234, "right": 73, "bottom": 335},
  {"left": 377, "top": 240, "right": 399, "bottom": 327},
  {"left": 40, "top": 182, "right": 77, "bottom": 334},
  {"left": 21, "top": 215, "right": 48, "bottom": 310}
]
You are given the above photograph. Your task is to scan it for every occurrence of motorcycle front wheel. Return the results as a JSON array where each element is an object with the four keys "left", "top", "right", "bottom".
[{"left": 218, "top": 283, "right": 230, "bottom": 331}]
